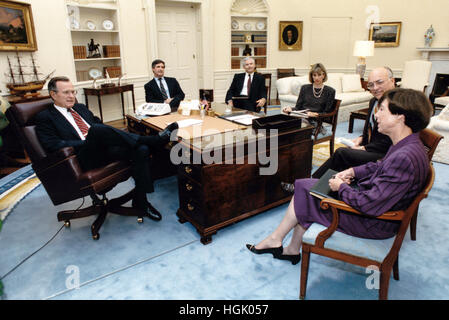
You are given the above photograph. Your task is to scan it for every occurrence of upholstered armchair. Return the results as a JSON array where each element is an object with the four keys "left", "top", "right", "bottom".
[
  {"left": 300, "top": 163, "right": 435, "bottom": 300},
  {"left": 7, "top": 98, "right": 147, "bottom": 240},
  {"left": 397, "top": 60, "right": 432, "bottom": 92},
  {"left": 426, "top": 104, "right": 449, "bottom": 166}
]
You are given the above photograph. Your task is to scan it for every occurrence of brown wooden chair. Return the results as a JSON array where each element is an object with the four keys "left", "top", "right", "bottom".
[
  {"left": 408, "top": 128, "right": 443, "bottom": 240},
  {"left": 300, "top": 163, "right": 435, "bottom": 300},
  {"left": 260, "top": 73, "right": 272, "bottom": 113},
  {"left": 312, "top": 99, "right": 341, "bottom": 156},
  {"left": 7, "top": 98, "right": 148, "bottom": 240}
]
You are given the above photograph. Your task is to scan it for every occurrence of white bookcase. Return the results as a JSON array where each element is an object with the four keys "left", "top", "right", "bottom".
[{"left": 66, "top": 2, "right": 122, "bottom": 83}]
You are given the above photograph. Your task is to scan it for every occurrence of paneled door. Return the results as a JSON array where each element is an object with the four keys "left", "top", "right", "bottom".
[{"left": 156, "top": 2, "right": 199, "bottom": 100}]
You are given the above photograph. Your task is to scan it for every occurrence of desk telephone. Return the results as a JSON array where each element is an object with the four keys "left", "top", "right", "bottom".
[{"left": 136, "top": 103, "right": 171, "bottom": 116}]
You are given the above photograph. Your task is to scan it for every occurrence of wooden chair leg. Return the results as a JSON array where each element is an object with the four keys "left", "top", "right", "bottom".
[
  {"left": 393, "top": 258, "right": 399, "bottom": 281},
  {"left": 410, "top": 209, "right": 418, "bottom": 241},
  {"left": 379, "top": 269, "right": 391, "bottom": 300},
  {"left": 299, "top": 245, "right": 311, "bottom": 300}
]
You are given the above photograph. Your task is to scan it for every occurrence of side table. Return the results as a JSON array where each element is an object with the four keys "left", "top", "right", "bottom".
[
  {"left": 83, "top": 84, "right": 136, "bottom": 121},
  {"left": 348, "top": 107, "right": 369, "bottom": 133}
]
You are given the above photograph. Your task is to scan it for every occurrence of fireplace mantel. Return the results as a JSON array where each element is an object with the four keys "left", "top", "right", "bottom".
[{"left": 417, "top": 47, "right": 449, "bottom": 60}]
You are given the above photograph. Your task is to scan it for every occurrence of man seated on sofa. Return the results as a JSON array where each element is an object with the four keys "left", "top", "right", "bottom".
[
  {"left": 35, "top": 76, "right": 178, "bottom": 219},
  {"left": 144, "top": 59, "right": 185, "bottom": 112},
  {"left": 225, "top": 57, "right": 267, "bottom": 112},
  {"left": 282, "top": 66, "right": 395, "bottom": 193}
]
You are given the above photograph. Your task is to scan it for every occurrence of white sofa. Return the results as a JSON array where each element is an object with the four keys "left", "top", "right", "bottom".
[
  {"left": 276, "top": 73, "right": 372, "bottom": 123},
  {"left": 427, "top": 102, "right": 449, "bottom": 164}
]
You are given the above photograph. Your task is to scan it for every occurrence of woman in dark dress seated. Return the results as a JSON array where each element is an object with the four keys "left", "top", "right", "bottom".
[
  {"left": 248, "top": 88, "right": 433, "bottom": 265},
  {"left": 283, "top": 63, "right": 336, "bottom": 129}
]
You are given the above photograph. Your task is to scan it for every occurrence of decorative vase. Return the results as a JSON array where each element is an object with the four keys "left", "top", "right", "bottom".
[{"left": 424, "top": 25, "right": 435, "bottom": 48}]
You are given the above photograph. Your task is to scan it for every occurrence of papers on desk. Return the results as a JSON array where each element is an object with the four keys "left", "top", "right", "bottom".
[
  {"left": 137, "top": 103, "right": 171, "bottom": 116},
  {"left": 168, "top": 119, "right": 203, "bottom": 128},
  {"left": 225, "top": 114, "right": 260, "bottom": 126}
]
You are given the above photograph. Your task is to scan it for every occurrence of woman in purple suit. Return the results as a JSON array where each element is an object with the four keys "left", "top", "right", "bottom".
[{"left": 247, "top": 88, "right": 433, "bottom": 265}]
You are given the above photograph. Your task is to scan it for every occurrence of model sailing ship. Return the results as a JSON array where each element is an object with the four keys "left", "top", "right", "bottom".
[{"left": 5, "top": 51, "right": 54, "bottom": 97}]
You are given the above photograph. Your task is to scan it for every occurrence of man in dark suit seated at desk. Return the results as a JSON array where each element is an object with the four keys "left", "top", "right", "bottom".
[
  {"left": 144, "top": 59, "right": 185, "bottom": 112},
  {"left": 282, "top": 67, "right": 395, "bottom": 193},
  {"left": 35, "top": 76, "right": 178, "bottom": 219},
  {"left": 225, "top": 57, "right": 267, "bottom": 112}
]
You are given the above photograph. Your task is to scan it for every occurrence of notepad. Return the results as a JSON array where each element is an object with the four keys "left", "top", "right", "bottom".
[
  {"left": 309, "top": 169, "right": 359, "bottom": 200},
  {"left": 309, "top": 169, "right": 339, "bottom": 200},
  {"left": 226, "top": 114, "right": 260, "bottom": 126},
  {"left": 167, "top": 119, "right": 203, "bottom": 128}
]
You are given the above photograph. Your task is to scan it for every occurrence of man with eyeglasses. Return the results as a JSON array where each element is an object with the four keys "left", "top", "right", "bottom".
[
  {"left": 34, "top": 76, "right": 178, "bottom": 220},
  {"left": 310, "top": 67, "right": 395, "bottom": 179}
]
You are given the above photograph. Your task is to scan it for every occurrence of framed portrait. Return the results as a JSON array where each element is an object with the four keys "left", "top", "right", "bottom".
[
  {"left": 369, "top": 22, "right": 402, "bottom": 47},
  {"left": 0, "top": 0, "right": 37, "bottom": 51},
  {"left": 279, "top": 21, "right": 302, "bottom": 51}
]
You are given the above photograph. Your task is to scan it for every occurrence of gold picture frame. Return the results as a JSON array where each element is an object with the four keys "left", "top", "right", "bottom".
[
  {"left": 0, "top": 0, "right": 37, "bottom": 51},
  {"left": 369, "top": 22, "right": 402, "bottom": 48},
  {"left": 279, "top": 21, "right": 302, "bottom": 51}
]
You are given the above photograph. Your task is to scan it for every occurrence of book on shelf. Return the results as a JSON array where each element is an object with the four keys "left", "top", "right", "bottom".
[
  {"left": 73, "top": 45, "right": 86, "bottom": 59},
  {"left": 231, "top": 47, "right": 239, "bottom": 56},
  {"left": 103, "top": 66, "right": 121, "bottom": 78},
  {"left": 255, "top": 58, "right": 266, "bottom": 68},
  {"left": 103, "top": 45, "right": 121, "bottom": 58},
  {"left": 254, "top": 47, "right": 266, "bottom": 56},
  {"left": 76, "top": 70, "right": 88, "bottom": 82},
  {"left": 231, "top": 59, "right": 241, "bottom": 69}
]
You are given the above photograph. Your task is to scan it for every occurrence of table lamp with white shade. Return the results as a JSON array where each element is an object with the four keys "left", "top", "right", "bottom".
[{"left": 353, "top": 40, "right": 374, "bottom": 79}]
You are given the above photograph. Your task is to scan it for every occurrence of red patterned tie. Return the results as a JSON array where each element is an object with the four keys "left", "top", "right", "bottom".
[
  {"left": 69, "top": 109, "right": 89, "bottom": 137},
  {"left": 247, "top": 74, "right": 252, "bottom": 96}
]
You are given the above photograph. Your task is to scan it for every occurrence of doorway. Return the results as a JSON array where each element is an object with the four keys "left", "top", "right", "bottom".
[{"left": 155, "top": 1, "right": 201, "bottom": 100}]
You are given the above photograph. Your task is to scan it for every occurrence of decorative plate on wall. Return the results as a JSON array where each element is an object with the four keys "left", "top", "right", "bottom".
[
  {"left": 231, "top": 20, "right": 239, "bottom": 30},
  {"left": 86, "top": 20, "right": 96, "bottom": 30},
  {"left": 244, "top": 23, "right": 252, "bottom": 31},
  {"left": 102, "top": 19, "right": 114, "bottom": 30},
  {"left": 256, "top": 21, "right": 266, "bottom": 30},
  {"left": 70, "top": 19, "right": 80, "bottom": 30},
  {"left": 88, "top": 68, "right": 102, "bottom": 79}
]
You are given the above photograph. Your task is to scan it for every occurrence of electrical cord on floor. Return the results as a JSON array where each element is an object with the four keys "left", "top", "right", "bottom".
[{"left": 0, "top": 197, "right": 86, "bottom": 281}]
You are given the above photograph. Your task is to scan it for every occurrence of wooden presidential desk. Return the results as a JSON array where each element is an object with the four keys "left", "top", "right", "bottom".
[{"left": 126, "top": 103, "right": 313, "bottom": 244}]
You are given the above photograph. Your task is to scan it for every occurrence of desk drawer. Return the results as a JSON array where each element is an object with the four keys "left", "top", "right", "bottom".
[
  {"left": 179, "top": 197, "right": 205, "bottom": 225},
  {"left": 178, "top": 164, "right": 202, "bottom": 183}
]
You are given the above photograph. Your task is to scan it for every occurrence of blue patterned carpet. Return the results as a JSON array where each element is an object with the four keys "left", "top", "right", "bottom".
[{"left": 1, "top": 117, "right": 448, "bottom": 300}]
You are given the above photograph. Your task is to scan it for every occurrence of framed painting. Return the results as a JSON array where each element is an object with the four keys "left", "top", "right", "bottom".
[
  {"left": 0, "top": 0, "right": 37, "bottom": 51},
  {"left": 369, "top": 22, "right": 401, "bottom": 47},
  {"left": 279, "top": 21, "right": 302, "bottom": 51}
]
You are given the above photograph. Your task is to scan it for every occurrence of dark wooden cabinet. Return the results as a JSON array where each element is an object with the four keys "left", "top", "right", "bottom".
[
  {"left": 175, "top": 127, "right": 313, "bottom": 244},
  {"left": 127, "top": 111, "right": 313, "bottom": 244}
]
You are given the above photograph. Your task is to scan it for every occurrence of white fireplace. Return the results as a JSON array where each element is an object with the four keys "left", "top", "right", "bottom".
[{"left": 417, "top": 47, "right": 449, "bottom": 96}]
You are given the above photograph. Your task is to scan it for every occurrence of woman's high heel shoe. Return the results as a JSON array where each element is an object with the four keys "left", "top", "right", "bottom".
[
  {"left": 246, "top": 244, "right": 282, "bottom": 258},
  {"left": 276, "top": 253, "right": 301, "bottom": 265}
]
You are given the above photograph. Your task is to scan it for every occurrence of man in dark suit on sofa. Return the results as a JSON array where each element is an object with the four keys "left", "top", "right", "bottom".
[
  {"left": 34, "top": 76, "right": 178, "bottom": 219},
  {"left": 225, "top": 57, "right": 267, "bottom": 112},
  {"left": 144, "top": 59, "right": 185, "bottom": 112}
]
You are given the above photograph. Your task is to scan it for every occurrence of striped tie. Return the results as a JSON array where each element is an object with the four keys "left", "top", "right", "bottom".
[
  {"left": 69, "top": 109, "right": 89, "bottom": 137},
  {"left": 159, "top": 78, "right": 168, "bottom": 100}
]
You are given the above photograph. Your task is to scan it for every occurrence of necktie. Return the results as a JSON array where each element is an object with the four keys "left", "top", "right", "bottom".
[
  {"left": 159, "top": 78, "right": 168, "bottom": 100},
  {"left": 247, "top": 74, "right": 252, "bottom": 96},
  {"left": 69, "top": 109, "right": 89, "bottom": 137}
]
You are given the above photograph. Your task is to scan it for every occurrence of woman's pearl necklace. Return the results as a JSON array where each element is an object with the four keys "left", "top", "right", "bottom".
[{"left": 313, "top": 84, "right": 324, "bottom": 98}]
